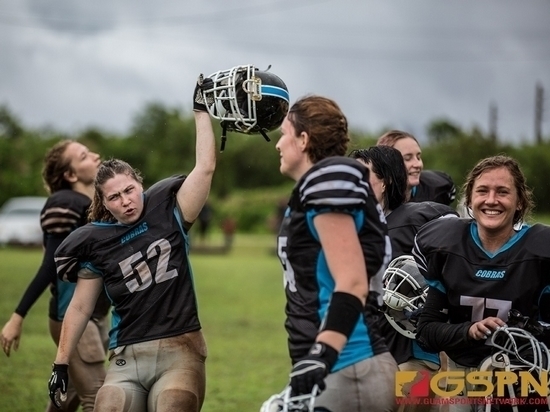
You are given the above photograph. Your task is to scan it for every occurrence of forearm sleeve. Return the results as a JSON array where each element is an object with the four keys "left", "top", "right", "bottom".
[{"left": 14, "top": 235, "right": 64, "bottom": 317}]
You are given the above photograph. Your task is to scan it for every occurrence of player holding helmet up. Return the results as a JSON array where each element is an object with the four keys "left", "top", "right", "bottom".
[
  {"left": 273, "top": 95, "right": 397, "bottom": 412},
  {"left": 47, "top": 74, "right": 218, "bottom": 412},
  {"left": 47, "top": 65, "right": 291, "bottom": 412},
  {"left": 414, "top": 155, "right": 550, "bottom": 412}
]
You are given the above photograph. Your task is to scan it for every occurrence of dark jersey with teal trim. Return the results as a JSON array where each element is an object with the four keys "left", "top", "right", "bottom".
[
  {"left": 14, "top": 190, "right": 109, "bottom": 322},
  {"left": 55, "top": 176, "right": 201, "bottom": 349},
  {"left": 379, "top": 201, "right": 458, "bottom": 365},
  {"left": 410, "top": 170, "right": 456, "bottom": 206},
  {"left": 414, "top": 218, "right": 550, "bottom": 367},
  {"left": 277, "top": 157, "right": 392, "bottom": 372},
  {"left": 387, "top": 201, "right": 458, "bottom": 258}
]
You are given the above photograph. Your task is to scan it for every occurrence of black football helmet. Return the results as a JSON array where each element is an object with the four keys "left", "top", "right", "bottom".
[
  {"left": 202, "top": 64, "right": 290, "bottom": 151},
  {"left": 382, "top": 255, "right": 428, "bottom": 339},
  {"left": 478, "top": 324, "right": 550, "bottom": 411}
]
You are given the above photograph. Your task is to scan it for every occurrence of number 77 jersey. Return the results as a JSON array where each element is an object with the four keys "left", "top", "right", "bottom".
[
  {"left": 413, "top": 217, "right": 550, "bottom": 366},
  {"left": 54, "top": 176, "right": 201, "bottom": 350}
]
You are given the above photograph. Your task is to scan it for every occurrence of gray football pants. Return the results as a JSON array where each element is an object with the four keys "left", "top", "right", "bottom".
[{"left": 315, "top": 351, "right": 399, "bottom": 412}]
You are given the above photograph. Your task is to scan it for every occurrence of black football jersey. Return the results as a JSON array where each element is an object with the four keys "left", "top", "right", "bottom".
[
  {"left": 413, "top": 218, "right": 550, "bottom": 367},
  {"left": 277, "top": 157, "right": 392, "bottom": 372},
  {"left": 379, "top": 201, "right": 458, "bottom": 364},
  {"left": 55, "top": 176, "right": 201, "bottom": 349},
  {"left": 410, "top": 170, "right": 456, "bottom": 206},
  {"left": 15, "top": 190, "right": 110, "bottom": 321},
  {"left": 388, "top": 201, "right": 458, "bottom": 258}
]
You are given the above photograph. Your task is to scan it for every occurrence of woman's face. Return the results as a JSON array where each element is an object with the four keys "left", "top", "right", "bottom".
[
  {"left": 470, "top": 167, "right": 519, "bottom": 234},
  {"left": 101, "top": 173, "right": 144, "bottom": 225},
  {"left": 356, "top": 159, "right": 385, "bottom": 207},
  {"left": 276, "top": 117, "right": 307, "bottom": 181},
  {"left": 63, "top": 142, "right": 101, "bottom": 185},
  {"left": 393, "top": 137, "right": 423, "bottom": 188}
]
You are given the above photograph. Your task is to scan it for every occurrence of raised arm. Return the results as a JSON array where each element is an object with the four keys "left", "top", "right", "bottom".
[{"left": 176, "top": 77, "right": 216, "bottom": 224}]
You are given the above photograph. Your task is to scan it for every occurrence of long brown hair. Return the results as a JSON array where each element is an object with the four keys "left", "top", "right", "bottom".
[
  {"left": 287, "top": 95, "right": 349, "bottom": 163},
  {"left": 88, "top": 159, "right": 143, "bottom": 223},
  {"left": 42, "top": 140, "right": 75, "bottom": 194}
]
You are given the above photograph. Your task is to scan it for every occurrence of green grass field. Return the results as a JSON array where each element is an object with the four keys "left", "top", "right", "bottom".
[{"left": 0, "top": 234, "right": 290, "bottom": 412}]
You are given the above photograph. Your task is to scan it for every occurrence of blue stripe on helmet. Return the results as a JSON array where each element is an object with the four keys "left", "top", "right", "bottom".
[{"left": 261, "top": 85, "right": 290, "bottom": 102}]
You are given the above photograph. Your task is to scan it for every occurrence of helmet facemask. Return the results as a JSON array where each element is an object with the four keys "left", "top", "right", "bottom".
[
  {"left": 382, "top": 255, "right": 428, "bottom": 339},
  {"left": 478, "top": 325, "right": 550, "bottom": 407},
  {"left": 202, "top": 64, "right": 290, "bottom": 152},
  {"left": 260, "top": 385, "right": 319, "bottom": 412}
]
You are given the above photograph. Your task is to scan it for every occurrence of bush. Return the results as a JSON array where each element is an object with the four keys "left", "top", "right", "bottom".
[{"left": 210, "top": 184, "right": 293, "bottom": 233}]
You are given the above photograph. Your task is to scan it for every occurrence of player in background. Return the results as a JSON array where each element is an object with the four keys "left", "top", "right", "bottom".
[
  {"left": 276, "top": 95, "right": 397, "bottom": 411},
  {"left": 349, "top": 146, "right": 458, "bottom": 412},
  {"left": 414, "top": 155, "right": 550, "bottom": 412},
  {"left": 47, "top": 75, "right": 216, "bottom": 412},
  {"left": 1, "top": 140, "right": 109, "bottom": 412},
  {"left": 377, "top": 130, "right": 456, "bottom": 206}
]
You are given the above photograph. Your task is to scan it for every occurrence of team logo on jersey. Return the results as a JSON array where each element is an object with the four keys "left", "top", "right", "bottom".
[
  {"left": 115, "top": 359, "right": 126, "bottom": 366},
  {"left": 475, "top": 269, "right": 506, "bottom": 279},
  {"left": 121, "top": 222, "right": 149, "bottom": 244}
]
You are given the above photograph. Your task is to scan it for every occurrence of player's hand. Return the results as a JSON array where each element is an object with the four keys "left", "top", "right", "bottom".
[
  {"left": 193, "top": 74, "right": 214, "bottom": 112},
  {"left": 468, "top": 317, "right": 506, "bottom": 340},
  {"left": 48, "top": 363, "right": 69, "bottom": 409},
  {"left": 1, "top": 314, "right": 23, "bottom": 357},
  {"left": 289, "top": 342, "right": 338, "bottom": 395}
]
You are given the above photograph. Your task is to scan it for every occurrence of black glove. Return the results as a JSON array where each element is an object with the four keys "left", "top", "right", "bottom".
[
  {"left": 289, "top": 342, "right": 338, "bottom": 395},
  {"left": 48, "top": 363, "right": 69, "bottom": 409},
  {"left": 193, "top": 74, "right": 214, "bottom": 112}
]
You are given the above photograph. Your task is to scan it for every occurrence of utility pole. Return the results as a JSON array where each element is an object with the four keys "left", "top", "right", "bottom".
[
  {"left": 535, "top": 82, "right": 544, "bottom": 144},
  {"left": 489, "top": 101, "right": 498, "bottom": 142}
]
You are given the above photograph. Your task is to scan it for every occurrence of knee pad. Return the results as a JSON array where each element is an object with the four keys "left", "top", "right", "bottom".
[
  {"left": 94, "top": 384, "right": 132, "bottom": 412},
  {"left": 154, "top": 389, "right": 199, "bottom": 412}
]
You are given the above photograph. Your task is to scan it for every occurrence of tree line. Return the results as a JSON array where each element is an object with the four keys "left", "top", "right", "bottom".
[{"left": 1, "top": 103, "right": 550, "bottom": 228}]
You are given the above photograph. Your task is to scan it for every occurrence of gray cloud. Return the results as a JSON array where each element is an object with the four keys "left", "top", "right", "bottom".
[{"left": 0, "top": 0, "right": 548, "bottom": 143}]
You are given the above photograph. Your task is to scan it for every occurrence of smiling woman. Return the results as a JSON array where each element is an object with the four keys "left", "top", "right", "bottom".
[
  {"left": 377, "top": 130, "right": 456, "bottom": 206},
  {"left": 413, "top": 155, "right": 550, "bottom": 412}
]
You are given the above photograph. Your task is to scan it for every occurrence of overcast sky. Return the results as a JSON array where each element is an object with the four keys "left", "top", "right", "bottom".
[{"left": 1, "top": 0, "right": 549, "bottom": 144}]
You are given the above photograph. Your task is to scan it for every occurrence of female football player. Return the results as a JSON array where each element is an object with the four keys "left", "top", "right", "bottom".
[
  {"left": 377, "top": 130, "right": 456, "bottom": 206},
  {"left": 1, "top": 139, "right": 108, "bottom": 412},
  {"left": 47, "top": 77, "right": 216, "bottom": 412},
  {"left": 349, "top": 146, "right": 458, "bottom": 412},
  {"left": 275, "top": 95, "right": 398, "bottom": 412},
  {"left": 414, "top": 155, "right": 550, "bottom": 411}
]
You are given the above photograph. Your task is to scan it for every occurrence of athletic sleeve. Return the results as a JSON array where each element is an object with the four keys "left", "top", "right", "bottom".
[
  {"left": 14, "top": 235, "right": 63, "bottom": 317},
  {"left": 13, "top": 191, "right": 90, "bottom": 317}
]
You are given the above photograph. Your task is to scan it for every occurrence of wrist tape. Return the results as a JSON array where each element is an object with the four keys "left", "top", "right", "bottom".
[{"left": 322, "top": 291, "right": 364, "bottom": 338}]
